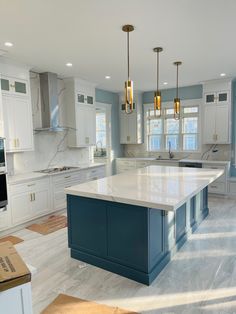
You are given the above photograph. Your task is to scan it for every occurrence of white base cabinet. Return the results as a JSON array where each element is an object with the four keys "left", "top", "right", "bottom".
[
  {"left": 0, "top": 283, "right": 32, "bottom": 314},
  {"left": 10, "top": 178, "right": 51, "bottom": 225},
  {"left": 2, "top": 166, "right": 106, "bottom": 232}
]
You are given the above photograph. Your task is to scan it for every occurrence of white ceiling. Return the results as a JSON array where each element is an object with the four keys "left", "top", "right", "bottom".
[{"left": 0, "top": 0, "right": 236, "bottom": 92}]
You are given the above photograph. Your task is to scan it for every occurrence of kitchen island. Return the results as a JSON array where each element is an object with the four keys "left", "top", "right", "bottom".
[{"left": 65, "top": 165, "right": 223, "bottom": 285}]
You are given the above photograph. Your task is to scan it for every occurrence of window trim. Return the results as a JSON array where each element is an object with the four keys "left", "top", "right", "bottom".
[{"left": 144, "top": 98, "right": 202, "bottom": 153}]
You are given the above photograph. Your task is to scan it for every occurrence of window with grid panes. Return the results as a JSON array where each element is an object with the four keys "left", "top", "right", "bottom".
[{"left": 146, "top": 104, "right": 199, "bottom": 152}]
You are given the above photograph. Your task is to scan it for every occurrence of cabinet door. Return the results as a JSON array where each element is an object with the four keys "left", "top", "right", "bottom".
[
  {"left": 13, "top": 79, "right": 28, "bottom": 95},
  {"left": 2, "top": 95, "right": 16, "bottom": 151},
  {"left": 1, "top": 78, "right": 10, "bottom": 93},
  {"left": 11, "top": 192, "right": 31, "bottom": 225},
  {"left": 204, "top": 92, "right": 216, "bottom": 105},
  {"left": 75, "top": 106, "right": 86, "bottom": 146},
  {"left": 203, "top": 106, "right": 216, "bottom": 144},
  {"left": 120, "top": 112, "right": 129, "bottom": 143},
  {"left": 128, "top": 113, "right": 138, "bottom": 143},
  {"left": 217, "top": 91, "right": 229, "bottom": 105},
  {"left": 12, "top": 96, "right": 33, "bottom": 151},
  {"left": 85, "top": 106, "right": 96, "bottom": 145},
  {"left": 215, "top": 105, "right": 229, "bottom": 143},
  {"left": 32, "top": 188, "right": 50, "bottom": 216}
]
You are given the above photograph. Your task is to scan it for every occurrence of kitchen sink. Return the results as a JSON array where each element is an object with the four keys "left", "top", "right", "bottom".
[{"left": 155, "top": 158, "right": 180, "bottom": 161}]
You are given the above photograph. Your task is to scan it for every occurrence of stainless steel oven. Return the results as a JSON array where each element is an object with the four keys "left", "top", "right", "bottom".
[
  {"left": 0, "top": 173, "right": 8, "bottom": 209},
  {"left": 0, "top": 137, "right": 6, "bottom": 173}
]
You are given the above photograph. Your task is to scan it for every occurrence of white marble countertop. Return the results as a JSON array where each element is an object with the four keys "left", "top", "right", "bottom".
[
  {"left": 8, "top": 163, "right": 105, "bottom": 185},
  {"left": 65, "top": 165, "right": 223, "bottom": 211},
  {"left": 117, "top": 157, "right": 230, "bottom": 165}
]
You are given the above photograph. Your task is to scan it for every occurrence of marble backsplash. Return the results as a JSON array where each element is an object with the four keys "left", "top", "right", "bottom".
[
  {"left": 123, "top": 143, "right": 232, "bottom": 161},
  {"left": 8, "top": 72, "right": 92, "bottom": 175}
]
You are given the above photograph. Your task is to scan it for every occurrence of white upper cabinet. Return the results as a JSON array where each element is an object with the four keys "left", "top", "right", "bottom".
[
  {"left": 119, "top": 93, "right": 143, "bottom": 144},
  {"left": 0, "top": 64, "right": 34, "bottom": 152},
  {"left": 202, "top": 79, "right": 231, "bottom": 144},
  {"left": 64, "top": 78, "right": 96, "bottom": 147},
  {"left": 1, "top": 76, "right": 29, "bottom": 96}
]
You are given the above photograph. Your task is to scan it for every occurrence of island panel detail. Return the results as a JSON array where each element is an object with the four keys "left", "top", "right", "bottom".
[{"left": 67, "top": 187, "right": 208, "bottom": 285}]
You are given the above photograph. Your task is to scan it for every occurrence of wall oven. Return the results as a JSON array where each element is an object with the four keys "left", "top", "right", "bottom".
[
  {"left": 0, "top": 138, "right": 8, "bottom": 210},
  {"left": 0, "top": 137, "right": 6, "bottom": 173},
  {"left": 0, "top": 173, "right": 8, "bottom": 209}
]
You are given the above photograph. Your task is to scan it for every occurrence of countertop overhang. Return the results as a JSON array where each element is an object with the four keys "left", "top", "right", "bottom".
[{"left": 65, "top": 165, "right": 223, "bottom": 211}]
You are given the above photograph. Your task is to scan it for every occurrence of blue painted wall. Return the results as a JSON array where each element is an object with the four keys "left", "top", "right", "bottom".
[
  {"left": 95, "top": 89, "right": 123, "bottom": 173},
  {"left": 230, "top": 80, "right": 236, "bottom": 176},
  {"left": 143, "top": 84, "right": 203, "bottom": 103}
]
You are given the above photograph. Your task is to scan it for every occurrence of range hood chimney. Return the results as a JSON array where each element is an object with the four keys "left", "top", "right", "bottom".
[{"left": 35, "top": 72, "right": 66, "bottom": 132}]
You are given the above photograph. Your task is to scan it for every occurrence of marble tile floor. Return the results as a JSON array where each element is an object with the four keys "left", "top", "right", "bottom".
[{"left": 12, "top": 196, "right": 236, "bottom": 314}]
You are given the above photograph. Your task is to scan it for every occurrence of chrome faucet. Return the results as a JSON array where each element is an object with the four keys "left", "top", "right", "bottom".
[{"left": 168, "top": 141, "right": 174, "bottom": 159}]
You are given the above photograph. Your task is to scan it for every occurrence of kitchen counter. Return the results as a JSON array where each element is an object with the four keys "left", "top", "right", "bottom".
[
  {"left": 8, "top": 163, "right": 105, "bottom": 185},
  {"left": 117, "top": 157, "right": 230, "bottom": 165},
  {"left": 66, "top": 165, "right": 223, "bottom": 211},
  {"left": 66, "top": 165, "right": 223, "bottom": 285}
]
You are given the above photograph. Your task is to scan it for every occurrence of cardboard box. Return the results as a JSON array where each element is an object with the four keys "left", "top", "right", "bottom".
[{"left": 0, "top": 241, "right": 31, "bottom": 292}]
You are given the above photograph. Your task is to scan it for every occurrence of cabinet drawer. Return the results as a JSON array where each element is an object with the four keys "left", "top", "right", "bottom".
[
  {"left": 86, "top": 167, "right": 105, "bottom": 180},
  {"left": 52, "top": 171, "right": 85, "bottom": 184},
  {"left": 135, "top": 161, "right": 150, "bottom": 168},
  {"left": 116, "top": 166, "right": 134, "bottom": 173},
  {"left": 203, "top": 164, "right": 226, "bottom": 182},
  {"left": 208, "top": 182, "right": 226, "bottom": 194},
  {"left": 10, "top": 178, "right": 49, "bottom": 194}
]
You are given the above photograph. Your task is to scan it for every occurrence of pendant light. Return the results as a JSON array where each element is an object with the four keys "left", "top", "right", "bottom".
[
  {"left": 153, "top": 47, "right": 163, "bottom": 117},
  {"left": 173, "top": 61, "right": 182, "bottom": 120},
  {"left": 122, "top": 24, "right": 134, "bottom": 114}
]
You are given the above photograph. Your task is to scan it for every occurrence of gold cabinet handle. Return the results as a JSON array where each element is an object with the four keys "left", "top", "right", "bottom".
[
  {"left": 33, "top": 193, "right": 36, "bottom": 201},
  {"left": 30, "top": 193, "right": 32, "bottom": 202}
]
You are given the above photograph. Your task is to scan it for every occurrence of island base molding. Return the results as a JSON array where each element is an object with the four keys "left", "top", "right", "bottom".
[{"left": 67, "top": 187, "right": 208, "bottom": 285}]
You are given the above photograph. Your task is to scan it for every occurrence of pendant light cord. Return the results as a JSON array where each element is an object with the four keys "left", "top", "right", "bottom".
[
  {"left": 156, "top": 51, "right": 159, "bottom": 92},
  {"left": 176, "top": 64, "right": 179, "bottom": 98},
  {"left": 127, "top": 31, "right": 130, "bottom": 80}
]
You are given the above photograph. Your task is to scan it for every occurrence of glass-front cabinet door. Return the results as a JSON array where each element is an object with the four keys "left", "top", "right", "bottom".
[
  {"left": 204, "top": 92, "right": 216, "bottom": 105},
  {"left": 14, "top": 80, "right": 27, "bottom": 94},
  {"left": 0, "top": 78, "right": 10, "bottom": 92},
  {"left": 217, "top": 91, "right": 229, "bottom": 105}
]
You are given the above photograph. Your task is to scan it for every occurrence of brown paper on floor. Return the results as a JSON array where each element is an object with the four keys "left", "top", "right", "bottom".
[
  {"left": 41, "top": 294, "right": 139, "bottom": 314},
  {"left": 26, "top": 215, "right": 67, "bottom": 235},
  {"left": 0, "top": 241, "right": 31, "bottom": 292},
  {"left": 0, "top": 235, "right": 24, "bottom": 245}
]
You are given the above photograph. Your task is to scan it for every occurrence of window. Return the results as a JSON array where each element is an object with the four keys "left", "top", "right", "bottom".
[
  {"left": 146, "top": 101, "right": 200, "bottom": 152},
  {"left": 95, "top": 110, "right": 107, "bottom": 157}
]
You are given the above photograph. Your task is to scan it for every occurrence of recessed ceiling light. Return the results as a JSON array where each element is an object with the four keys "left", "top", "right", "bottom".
[
  {"left": 220, "top": 73, "right": 226, "bottom": 77},
  {"left": 4, "top": 42, "right": 13, "bottom": 47},
  {"left": 105, "top": 75, "right": 111, "bottom": 79},
  {"left": 66, "top": 62, "right": 72, "bottom": 67},
  {"left": 163, "top": 82, "right": 168, "bottom": 85}
]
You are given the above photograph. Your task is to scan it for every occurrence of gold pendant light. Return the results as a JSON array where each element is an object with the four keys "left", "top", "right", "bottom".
[
  {"left": 122, "top": 24, "right": 134, "bottom": 114},
  {"left": 173, "top": 61, "right": 182, "bottom": 120},
  {"left": 153, "top": 47, "right": 163, "bottom": 117}
]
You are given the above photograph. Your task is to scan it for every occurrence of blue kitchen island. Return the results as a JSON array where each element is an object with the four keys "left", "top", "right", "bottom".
[{"left": 65, "top": 165, "right": 223, "bottom": 285}]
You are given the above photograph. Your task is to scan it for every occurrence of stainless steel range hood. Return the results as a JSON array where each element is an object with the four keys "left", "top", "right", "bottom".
[{"left": 34, "top": 72, "right": 66, "bottom": 132}]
